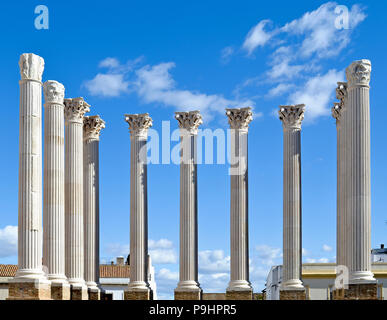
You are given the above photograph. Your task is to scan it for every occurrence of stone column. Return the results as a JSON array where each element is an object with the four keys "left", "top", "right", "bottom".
[
  {"left": 124, "top": 113, "right": 153, "bottom": 300},
  {"left": 334, "top": 60, "right": 377, "bottom": 299},
  {"left": 83, "top": 115, "right": 105, "bottom": 301},
  {"left": 64, "top": 97, "right": 90, "bottom": 300},
  {"left": 278, "top": 104, "right": 306, "bottom": 300},
  {"left": 225, "top": 107, "right": 253, "bottom": 301},
  {"left": 174, "top": 111, "right": 203, "bottom": 300},
  {"left": 42, "top": 80, "right": 70, "bottom": 300},
  {"left": 332, "top": 83, "right": 349, "bottom": 291},
  {"left": 8, "top": 53, "right": 51, "bottom": 300}
]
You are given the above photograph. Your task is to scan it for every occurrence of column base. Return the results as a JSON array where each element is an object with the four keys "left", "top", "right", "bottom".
[
  {"left": 124, "top": 290, "right": 151, "bottom": 300},
  {"left": 51, "top": 282, "right": 71, "bottom": 300},
  {"left": 226, "top": 290, "right": 253, "bottom": 300},
  {"left": 332, "top": 283, "right": 378, "bottom": 300},
  {"left": 7, "top": 280, "right": 51, "bottom": 300},
  {"left": 174, "top": 290, "right": 202, "bottom": 300},
  {"left": 280, "top": 289, "right": 306, "bottom": 300},
  {"left": 71, "top": 285, "right": 89, "bottom": 300},
  {"left": 88, "top": 288, "right": 101, "bottom": 300}
]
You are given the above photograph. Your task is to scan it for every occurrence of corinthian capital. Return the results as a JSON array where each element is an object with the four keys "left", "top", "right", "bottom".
[
  {"left": 335, "top": 82, "right": 347, "bottom": 102},
  {"left": 226, "top": 107, "right": 253, "bottom": 132},
  {"left": 331, "top": 102, "right": 343, "bottom": 123},
  {"left": 19, "top": 53, "right": 44, "bottom": 82},
  {"left": 84, "top": 115, "right": 106, "bottom": 140},
  {"left": 64, "top": 97, "right": 90, "bottom": 123},
  {"left": 278, "top": 104, "right": 305, "bottom": 130},
  {"left": 125, "top": 113, "right": 153, "bottom": 138},
  {"left": 43, "top": 80, "right": 65, "bottom": 105},
  {"left": 175, "top": 110, "right": 203, "bottom": 135},
  {"left": 345, "top": 59, "right": 371, "bottom": 87}
]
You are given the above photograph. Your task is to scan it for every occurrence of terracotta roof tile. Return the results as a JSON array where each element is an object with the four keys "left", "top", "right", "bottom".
[
  {"left": 99, "top": 265, "right": 130, "bottom": 278},
  {"left": 0, "top": 264, "right": 129, "bottom": 279},
  {"left": 0, "top": 265, "right": 18, "bottom": 277}
]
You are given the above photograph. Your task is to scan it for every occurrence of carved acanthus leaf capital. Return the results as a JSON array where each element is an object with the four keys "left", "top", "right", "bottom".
[
  {"left": 331, "top": 102, "right": 343, "bottom": 122},
  {"left": 335, "top": 82, "right": 347, "bottom": 102},
  {"left": 125, "top": 113, "right": 153, "bottom": 137},
  {"left": 19, "top": 53, "right": 44, "bottom": 82},
  {"left": 43, "top": 80, "right": 65, "bottom": 105},
  {"left": 84, "top": 115, "right": 106, "bottom": 140},
  {"left": 175, "top": 110, "right": 203, "bottom": 135},
  {"left": 225, "top": 107, "right": 253, "bottom": 131},
  {"left": 64, "top": 97, "right": 90, "bottom": 123},
  {"left": 278, "top": 104, "right": 305, "bottom": 130},
  {"left": 345, "top": 59, "right": 371, "bottom": 87}
]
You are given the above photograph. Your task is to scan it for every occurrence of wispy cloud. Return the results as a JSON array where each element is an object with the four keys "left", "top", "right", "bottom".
[
  {"left": 0, "top": 225, "right": 17, "bottom": 258},
  {"left": 242, "top": 20, "right": 275, "bottom": 55}
]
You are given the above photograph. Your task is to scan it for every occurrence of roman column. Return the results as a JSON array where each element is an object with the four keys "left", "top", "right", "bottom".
[
  {"left": 225, "top": 107, "right": 253, "bottom": 300},
  {"left": 174, "top": 111, "right": 203, "bottom": 300},
  {"left": 83, "top": 115, "right": 105, "bottom": 300},
  {"left": 278, "top": 104, "right": 306, "bottom": 300},
  {"left": 332, "top": 82, "right": 349, "bottom": 298},
  {"left": 8, "top": 53, "right": 51, "bottom": 300},
  {"left": 124, "top": 113, "right": 153, "bottom": 300},
  {"left": 343, "top": 59, "right": 377, "bottom": 299},
  {"left": 42, "top": 80, "right": 70, "bottom": 300},
  {"left": 64, "top": 97, "right": 90, "bottom": 300}
]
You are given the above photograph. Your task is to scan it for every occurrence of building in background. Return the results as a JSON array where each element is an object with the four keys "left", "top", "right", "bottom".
[
  {"left": 372, "top": 244, "right": 387, "bottom": 262},
  {"left": 265, "top": 262, "right": 387, "bottom": 300},
  {"left": 0, "top": 255, "right": 157, "bottom": 300}
]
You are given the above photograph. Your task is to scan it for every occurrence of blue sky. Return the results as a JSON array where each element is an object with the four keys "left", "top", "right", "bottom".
[{"left": 0, "top": 1, "right": 386, "bottom": 299}]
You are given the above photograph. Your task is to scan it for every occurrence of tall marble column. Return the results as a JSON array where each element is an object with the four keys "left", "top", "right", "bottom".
[
  {"left": 9, "top": 53, "right": 51, "bottom": 300},
  {"left": 278, "top": 104, "right": 306, "bottom": 300},
  {"left": 332, "top": 82, "right": 348, "bottom": 273},
  {"left": 225, "top": 107, "right": 253, "bottom": 300},
  {"left": 124, "top": 113, "right": 153, "bottom": 300},
  {"left": 42, "top": 80, "right": 70, "bottom": 300},
  {"left": 83, "top": 115, "right": 105, "bottom": 300},
  {"left": 343, "top": 60, "right": 376, "bottom": 298},
  {"left": 64, "top": 97, "right": 90, "bottom": 300},
  {"left": 174, "top": 111, "right": 203, "bottom": 301}
]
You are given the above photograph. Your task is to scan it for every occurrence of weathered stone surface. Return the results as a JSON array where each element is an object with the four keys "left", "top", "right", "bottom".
[
  {"left": 174, "top": 290, "right": 201, "bottom": 300},
  {"left": 7, "top": 281, "right": 51, "bottom": 300},
  {"left": 88, "top": 289, "right": 101, "bottom": 301},
  {"left": 51, "top": 283, "right": 71, "bottom": 300},
  {"left": 71, "top": 287, "right": 88, "bottom": 300},
  {"left": 124, "top": 290, "right": 151, "bottom": 300},
  {"left": 280, "top": 289, "right": 306, "bottom": 300},
  {"left": 226, "top": 290, "right": 253, "bottom": 300},
  {"left": 332, "top": 283, "right": 378, "bottom": 300}
]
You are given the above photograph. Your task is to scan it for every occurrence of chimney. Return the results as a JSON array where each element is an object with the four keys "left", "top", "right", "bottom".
[
  {"left": 381, "top": 244, "right": 385, "bottom": 249},
  {"left": 116, "top": 256, "right": 125, "bottom": 266}
]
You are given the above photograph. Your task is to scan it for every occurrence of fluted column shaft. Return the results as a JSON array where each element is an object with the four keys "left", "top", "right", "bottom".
[
  {"left": 15, "top": 53, "right": 46, "bottom": 281},
  {"left": 174, "top": 111, "right": 202, "bottom": 295},
  {"left": 43, "top": 81, "right": 67, "bottom": 284},
  {"left": 83, "top": 116, "right": 105, "bottom": 292},
  {"left": 64, "top": 98, "right": 90, "bottom": 290},
  {"left": 226, "top": 107, "right": 253, "bottom": 294},
  {"left": 279, "top": 105, "right": 305, "bottom": 291},
  {"left": 125, "top": 113, "right": 152, "bottom": 294},
  {"left": 344, "top": 60, "right": 375, "bottom": 283}
]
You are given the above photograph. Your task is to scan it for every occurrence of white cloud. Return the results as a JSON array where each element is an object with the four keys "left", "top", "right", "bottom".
[
  {"left": 149, "top": 239, "right": 174, "bottom": 249},
  {"left": 198, "top": 250, "right": 230, "bottom": 274},
  {"left": 84, "top": 73, "right": 130, "bottom": 97},
  {"left": 220, "top": 46, "right": 234, "bottom": 64},
  {"left": 134, "top": 62, "right": 253, "bottom": 120},
  {"left": 266, "top": 83, "right": 294, "bottom": 98},
  {"left": 98, "top": 57, "right": 120, "bottom": 69},
  {"left": 255, "top": 245, "right": 282, "bottom": 266},
  {"left": 242, "top": 20, "right": 275, "bottom": 55},
  {"left": 281, "top": 2, "right": 366, "bottom": 59},
  {"left": 288, "top": 69, "right": 344, "bottom": 122},
  {"left": 149, "top": 249, "right": 177, "bottom": 264},
  {"left": 0, "top": 225, "right": 17, "bottom": 258},
  {"left": 322, "top": 244, "right": 333, "bottom": 252}
]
